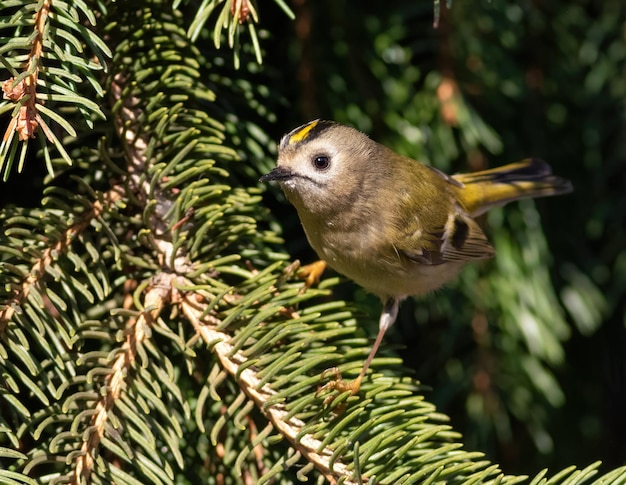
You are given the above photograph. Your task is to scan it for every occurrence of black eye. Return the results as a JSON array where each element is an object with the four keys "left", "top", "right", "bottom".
[{"left": 312, "top": 155, "right": 330, "bottom": 170}]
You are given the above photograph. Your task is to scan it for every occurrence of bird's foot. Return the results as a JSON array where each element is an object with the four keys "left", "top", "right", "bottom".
[
  {"left": 316, "top": 367, "right": 362, "bottom": 407},
  {"left": 296, "top": 260, "right": 327, "bottom": 291}
]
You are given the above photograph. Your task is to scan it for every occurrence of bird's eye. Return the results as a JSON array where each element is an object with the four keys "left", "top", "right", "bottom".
[{"left": 312, "top": 155, "right": 330, "bottom": 171}]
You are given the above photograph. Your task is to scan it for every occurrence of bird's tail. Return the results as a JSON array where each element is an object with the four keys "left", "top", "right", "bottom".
[{"left": 453, "top": 158, "right": 573, "bottom": 217}]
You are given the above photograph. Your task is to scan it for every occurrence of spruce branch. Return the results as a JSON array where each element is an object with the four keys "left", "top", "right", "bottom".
[
  {"left": 180, "top": 287, "right": 358, "bottom": 485},
  {"left": 73, "top": 275, "right": 172, "bottom": 484},
  {"left": 0, "top": 0, "right": 110, "bottom": 177},
  {"left": 0, "top": 186, "right": 123, "bottom": 333},
  {"left": 185, "top": 0, "right": 294, "bottom": 68},
  {"left": 1, "top": 0, "right": 49, "bottom": 142},
  {"left": 107, "top": 88, "right": 197, "bottom": 349},
  {"left": 0, "top": 0, "right": 52, "bottom": 177},
  {"left": 0, "top": 1, "right": 623, "bottom": 483}
]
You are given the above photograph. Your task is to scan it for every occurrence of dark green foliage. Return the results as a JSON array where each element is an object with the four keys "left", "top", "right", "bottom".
[
  {"left": 266, "top": 0, "right": 626, "bottom": 475},
  {"left": 0, "top": 0, "right": 624, "bottom": 483}
]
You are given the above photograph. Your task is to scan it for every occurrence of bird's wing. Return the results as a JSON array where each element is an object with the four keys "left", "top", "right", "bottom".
[{"left": 396, "top": 204, "right": 495, "bottom": 265}]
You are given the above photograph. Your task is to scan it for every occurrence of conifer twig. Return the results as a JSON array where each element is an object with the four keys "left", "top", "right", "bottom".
[
  {"left": 1, "top": 0, "right": 52, "bottom": 142},
  {"left": 0, "top": 187, "right": 123, "bottom": 331},
  {"left": 179, "top": 288, "right": 359, "bottom": 485},
  {"left": 72, "top": 274, "right": 172, "bottom": 484}
]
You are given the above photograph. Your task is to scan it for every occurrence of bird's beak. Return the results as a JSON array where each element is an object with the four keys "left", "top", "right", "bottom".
[{"left": 259, "top": 166, "right": 294, "bottom": 183}]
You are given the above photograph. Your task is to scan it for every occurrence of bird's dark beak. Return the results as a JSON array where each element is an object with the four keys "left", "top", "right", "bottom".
[{"left": 259, "top": 166, "right": 294, "bottom": 183}]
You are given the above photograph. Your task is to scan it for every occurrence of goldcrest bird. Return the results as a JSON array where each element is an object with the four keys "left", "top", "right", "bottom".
[{"left": 261, "top": 119, "right": 572, "bottom": 395}]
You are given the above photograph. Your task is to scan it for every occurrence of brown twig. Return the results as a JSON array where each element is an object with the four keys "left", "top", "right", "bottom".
[
  {"left": 72, "top": 274, "right": 172, "bottom": 484},
  {"left": 230, "top": 0, "right": 251, "bottom": 24},
  {"left": 1, "top": 0, "right": 51, "bottom": 142}
]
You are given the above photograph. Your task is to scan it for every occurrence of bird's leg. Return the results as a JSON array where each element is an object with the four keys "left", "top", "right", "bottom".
[{"left": 318, "top": 297, "right": 400, "bottom": 398}]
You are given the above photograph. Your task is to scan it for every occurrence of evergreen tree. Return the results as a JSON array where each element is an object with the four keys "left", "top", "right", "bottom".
[{"left": 0, "top": 1, "right": 624, "bottom": 483}]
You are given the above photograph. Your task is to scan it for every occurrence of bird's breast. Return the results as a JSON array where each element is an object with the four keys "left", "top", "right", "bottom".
[{"left": 298, "top": 211, "right": 463, "bottom": 300}]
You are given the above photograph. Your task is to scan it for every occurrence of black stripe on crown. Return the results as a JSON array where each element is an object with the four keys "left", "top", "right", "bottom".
[{"left": 279, "top": 120, "right": 337, "bottom": 150}]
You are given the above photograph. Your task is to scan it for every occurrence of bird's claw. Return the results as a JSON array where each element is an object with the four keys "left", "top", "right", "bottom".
[
  {"left": 316, "top": 367, "right": 363, "bottom": 407},
  {"left": 297, "top": 260, "right": 327, "bottom": 291}
]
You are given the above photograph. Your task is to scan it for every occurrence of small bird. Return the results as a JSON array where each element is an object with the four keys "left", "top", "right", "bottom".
[{"left": 261, "top": 119, "right": 572, "bottom": 395}]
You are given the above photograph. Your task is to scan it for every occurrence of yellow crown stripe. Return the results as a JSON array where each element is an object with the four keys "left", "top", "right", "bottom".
[{"left": 288, "top": 120, "right": 320, "bottom": 145}]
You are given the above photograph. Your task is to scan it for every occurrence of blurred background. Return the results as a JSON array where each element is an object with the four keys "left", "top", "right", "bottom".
[
  {"left": 1, "top": 0, "right": 623, "bottom": 478},
  {"left": 253, "top": 0, "right": 626, "bottom": 477}
]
